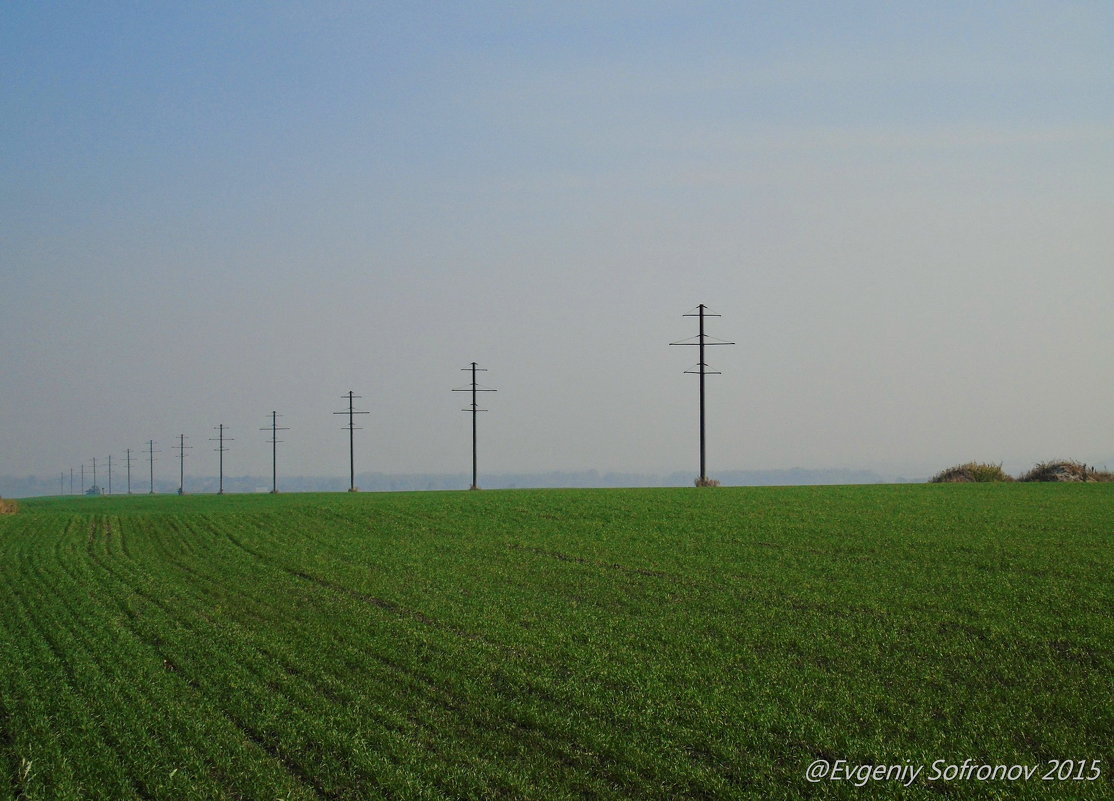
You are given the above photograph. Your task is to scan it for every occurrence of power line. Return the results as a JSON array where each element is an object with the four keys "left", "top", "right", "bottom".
[
  {"left": 260, "top": 412, "right": 289, "bottom": 494},
  {"left": 333, "top": 391, "right": 369, "bottom": 492},
  {"left": 452, "top": 362, "right": 497, "bottom": 490},
  {"left": 670, "top": 304, "right": 735, "bottom": 486},
  {"left": 209, "top": 425, "right": 233, "bottom": 495}
]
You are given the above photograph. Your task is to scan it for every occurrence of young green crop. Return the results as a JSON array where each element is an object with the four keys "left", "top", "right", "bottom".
[{"left": 1, "top": 484, "right": 1110, "bottom": 799}]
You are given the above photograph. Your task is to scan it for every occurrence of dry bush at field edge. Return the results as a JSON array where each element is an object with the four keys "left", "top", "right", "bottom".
[
  {"left": 1018, "top": 460, "right": 1114, "bottom": 483},
  {"left": 931, "top": 463, "right": 1014, "bottom": 483}
]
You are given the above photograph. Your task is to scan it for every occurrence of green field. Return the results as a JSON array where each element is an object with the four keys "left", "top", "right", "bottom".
[{"left": 1, "top": 485, "right": 1110, "bottom": 800}]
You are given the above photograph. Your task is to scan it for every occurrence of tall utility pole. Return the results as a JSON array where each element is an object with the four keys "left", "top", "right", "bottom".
[
  {"left": 173, "top": 435, "right": 191, "bottom": 495},
  {"left": 209, "top": 425, "right": 233, "bottom": 495},
  {"left": 147, "top": 440, "right": 160, "bottom": 494},
  {"left": 453, "top": 363, "right": 497, "bottom": 490},
  {"left": 670, "top": 305, "right": 735, "bottom": 486},
  {"left": 123, "top": 448, "right": 135, "bottom": 495},
  {"left": 333, "top": 392, "right": 369, "bottom": 492},
  {"left": 81, "top": 464, "right": 85, "bottom": 494},
  {"left": 60, "top": 472, "right": 65, "bottom": 496},
  {"left": 69, "top": 467, "right": 74, "bottom": 495},
  {"left": 91, "top": 457, "right": 97, "bottom": 494},
  {"left": 260, "top": 412, "right": 289, "bottom": 494},
  {"left": 107, "top": 454, "right": 112, "bottom": 495}
]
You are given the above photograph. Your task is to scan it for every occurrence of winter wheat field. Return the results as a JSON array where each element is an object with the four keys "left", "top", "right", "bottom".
[{"left": 0, "top": 485, "right": 1110, "bottom": 800}]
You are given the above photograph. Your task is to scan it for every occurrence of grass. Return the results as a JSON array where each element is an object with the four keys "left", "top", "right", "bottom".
[{"left": 0, "top": 485, "right": 1110, "bottom": 799}]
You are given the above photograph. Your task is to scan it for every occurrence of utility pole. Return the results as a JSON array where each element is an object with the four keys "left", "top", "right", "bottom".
[
  {"left": 107, "top": 454, "right": 112, "bottom": 495},
  {"left": 173, "top": 435, "right": 191, "bottom": 495},
  {"left": 69, "top": 467, "right": 74, "bottom": 495},
  {"left": 209, "top": 425, "right": 233, "bottom": 494},
  {"left": 123, "top": 448, "right": 135, "bottom": 495},
  {"left": 333, "top": 391, "right": 369, "bottom": 492},
  {"left": 60, "top": 472, "right": 64, "bottom": 496},
  {"left": 147, "top": 440, "right": 161, "bottom": 494},
  {"left": 452, "top": 363, "right": 497, "bottom": 490},
  {"left": 81, "top": 464, "right": 85, "bottom": 495},
  {"left": 670, "top": 305, "right": 734, "bottom": 486},
  {"left": 260, "top": 412, "right": 289, "bottom": 494},
  {"left": 91, "top": 457, "right": 97, "bottom": 494}
]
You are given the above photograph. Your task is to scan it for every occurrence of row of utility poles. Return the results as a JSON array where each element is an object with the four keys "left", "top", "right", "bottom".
[
  {"left": 60, "top": 361, "right": 500, "bottom": 495},
  {"left": 60, "top": 305, "right": 732, "bottom": 496},
  {"left": 66, "top": 412, "right": 298, "bottom": 496}
]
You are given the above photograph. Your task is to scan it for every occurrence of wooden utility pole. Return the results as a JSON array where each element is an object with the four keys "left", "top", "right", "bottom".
[
  {"left": 453, "top": 363, "right": 497, "bottom": 490},
  {"left": 147, "top": 440, "right": 161, "bottom": 494},
  {"left": 260, "top": 412, "right": 289, "bottom": 494},
  {"left": 671, "top": 305, "right": 734, "bottom": 485},
  {"left": 173, "top": 435, "right": 191, "bottom": 495},
  {"left": 334, "top": 392, "right": 369, "bottom": 492},
  {"left": 210, "top": 425, "right": 233, "bottom": 494},
  {"left": 123, "top": 448, "right": 135, "bottom": 494}
]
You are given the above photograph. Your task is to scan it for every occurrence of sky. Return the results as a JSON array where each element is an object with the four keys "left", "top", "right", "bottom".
[{"left": 2, "top": 1, "right": 1112, "bottom": 487}]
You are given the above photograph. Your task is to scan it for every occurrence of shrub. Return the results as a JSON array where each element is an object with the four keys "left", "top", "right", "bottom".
[
  {"left": 0, "top": 497, "right": 17, "bottom": 514},
  {"left": 930, "top": 463, "right": 1014, "bottom": 483},
  {"left": 1018, "top": 460, "right": 1114, "bottom": 483},
  {"left": 694, "top": 477, "right": 721, "bottom": 487}
]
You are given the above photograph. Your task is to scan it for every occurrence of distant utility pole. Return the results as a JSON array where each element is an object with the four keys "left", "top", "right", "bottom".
[
  {"left": 260, "top": 412, "right": 289, "bottom": 494},
  {"left": 333, "top": 391, "right": 369, "bottom": 492},
  {"left": 670, "top": 304, "right": 735, "bottom": 486},
  {"left": 69, "top": 467, "right": 74, "bottom": 495},
  {"left": 81, "top": 464, "right": 85, "bottom": 494},
  {"left": 91, "top": 457, "right": 97, "bottom": 494},
  {"left": 147, "top": 440, "right": 161, "bottom": 494},
  {"left": 173, "top": 435, "right": 191, "bottom": 495},
  {"left": 453, "top": 363, "right": 497, "bottom": 490},
  {"left": 107, "top": 454, "right": 112, "bottom": 495},
  {"left": 60, "top": 472, "right": 64, "bottom": 496},
  {"left": 209, "top": 425, "right": 233, "bottom": 495},
  {"left": 123, "top": 448, "right": 135, "bottom": 495}
]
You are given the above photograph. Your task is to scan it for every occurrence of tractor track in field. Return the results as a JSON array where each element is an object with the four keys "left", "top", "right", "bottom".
[
  {"left": 8, "top": 534, "right": 155, "bottom": 800},
  {"left": 0, "top": 582, "right": 34, "bottom": 801},
  {"left": 74, "top": 518, "right": 344, "bottom": 799},
  {"left": 218, "top": 524, "right": 507, "bottom": 649},
  {"left": 9, "top": 516, "right": 639, "bottom": 800},
  {"left": 79, "top": 516, "right": 606, "bottom": 797},
  {"left": 209, "top": 523, "right": 688, "bottom": 795}
]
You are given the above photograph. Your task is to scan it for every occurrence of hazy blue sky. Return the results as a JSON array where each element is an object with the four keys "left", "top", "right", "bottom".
[{"left": 3, "top": 1, "right": 1112, "bottom": 485}]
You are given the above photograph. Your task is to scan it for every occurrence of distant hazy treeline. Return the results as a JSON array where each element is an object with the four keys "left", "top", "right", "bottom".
[{"left": 1, "top": 468, "right": 897, "bottom": 498}]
